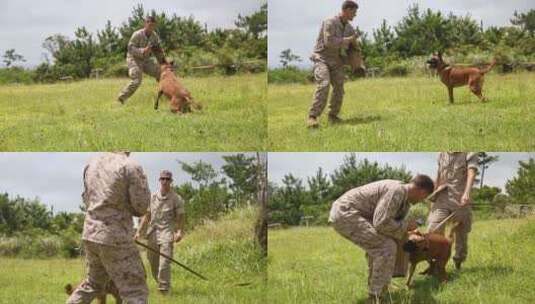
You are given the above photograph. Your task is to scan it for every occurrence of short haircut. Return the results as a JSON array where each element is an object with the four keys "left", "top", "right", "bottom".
[
  {"left": 145, "top": 16, "right": 156, "bottom": 23},
  {"left": 411, "top": 174, "right": 435, "bottom": 194},
  {"left": 342, "top": 1, "right": 359, "bottom": 10}
]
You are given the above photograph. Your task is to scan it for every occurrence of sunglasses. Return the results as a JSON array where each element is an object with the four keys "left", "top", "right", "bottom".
[{"left": 159, "top": 177, "right": 172, "bottom": 181}]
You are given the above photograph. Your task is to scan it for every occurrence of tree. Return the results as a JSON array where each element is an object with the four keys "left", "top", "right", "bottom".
[
  {"left": 307, "top": 167, "right": 331, "bottom": 204},
  {"left": 269, "top": 174, "right": 306, "bottom": 225},
  {"left": 221, "top": 154, "right": 258, "bottom": 203},
  {"left": 505, "top": 158, "right": 535, "bottom": 204},
  {"left": 330, "top": 153, "right": 412, "bottom": 199},
  {"left": 235, "top": 3, "right": 267, "bottom": 39},
  {"left": 279, "top": 49, "right": 302, "bottom": 68},
  {"left": 179, "top": 160, "right": 219, "bottom": 189},
  {"left": 255, "top": 152, "right": 267, "bottom": 257},
  {"left": 2, "top": 49, "right": 26, "bottom": 67},
  {"left": 477, "top": 153, "right": 499, "bottom": 188},
  {"left": 511, "top": 9, "right": 535, "bottom": 37}
]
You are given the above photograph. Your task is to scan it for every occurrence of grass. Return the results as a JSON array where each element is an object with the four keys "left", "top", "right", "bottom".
[
  {"left": 268, "top": 72, "right": 535, "bottom": 151},
  {"left": 0, "top": 74, "right": 266, "bottom": 151},
  {"left": 0, "top": 207, "right": 266, "bottom": 304},
  {"left": 268, "top": 217, "right": 535, "bottom": 303}
]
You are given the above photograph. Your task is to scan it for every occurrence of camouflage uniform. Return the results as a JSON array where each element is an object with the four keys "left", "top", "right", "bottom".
[
  {"left": 145, "top": 188, "right": 185, "bottom": 291},
  {"left": 309, "top": 16, "right": 354, "bottom": 119},
  {"left": 427, "top": 152, "right": 479, "bottom": 264},
  {"left": 328, "top": 180, "right": 411, "bottom": 297},
  {"left": 118, "top": 29, "right": 165, "bottom": 102},
  {"left": 67, "top": 152, "right": 150, "bottom": 304}
]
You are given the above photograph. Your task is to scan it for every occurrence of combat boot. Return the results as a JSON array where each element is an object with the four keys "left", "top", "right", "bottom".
[{"left": 307, "top": 116, "right": 319, "bottom": 128}]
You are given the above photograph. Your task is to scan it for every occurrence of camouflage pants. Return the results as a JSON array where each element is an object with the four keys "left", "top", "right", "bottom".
[
  {"left": 117, "top": 58, "right": 160, "bottom": 101},
  {"left": 147, "top": 234, "right": 173, "bottom": 291},
  {"left": 331, "top": 214, "right": 397, "bottom": 296},
  {"left": 66, "top": 240, "right": 148, "bottom": 304},
  {"left": 308, "top": 60, "right": 345, "bottom": 118},
  {"left": 427, "top": 206, "right": 472, "bottom": 263}
]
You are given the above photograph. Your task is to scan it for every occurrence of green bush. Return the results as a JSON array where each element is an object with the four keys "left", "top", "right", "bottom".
[
  {"left": 268, "top": 67, "right": 311, "bottom": 84},
  {"left": 0, "top": 67, "right": 34, "bottom": 85},
  {"left": 384, "top": 62, "right": 409, "bottom": 77}
]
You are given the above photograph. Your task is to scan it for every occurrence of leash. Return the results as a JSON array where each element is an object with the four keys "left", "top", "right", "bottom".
[
  {"left": 135, "top": 240, "right": 209, "bottom": 281},
  {"left": 428, "top": 211, "right": 457, "bottom": 234}
]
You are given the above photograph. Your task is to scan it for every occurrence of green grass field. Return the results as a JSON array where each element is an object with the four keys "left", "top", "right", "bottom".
[
  {"left": 0, "top": 208, "right": 266, "bottom": 304},
  {"left": 268, "top": 217, "right": 535, "bottom": 304},
  {"left": 268, "top": 72, "right": 535, "bottom": 151},
  {"left": 0, "top": 74, "right": 266, "bottom": 151}
]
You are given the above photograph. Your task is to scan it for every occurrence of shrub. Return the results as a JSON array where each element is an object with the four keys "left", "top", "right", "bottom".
[
  {"left": 268, "top": 67, "right": 311, "bottom": 84},
  {"left": 384, "top": 62, "right": 409, "bottom": 77}
]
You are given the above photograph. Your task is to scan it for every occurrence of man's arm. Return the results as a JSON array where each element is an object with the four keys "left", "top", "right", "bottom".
[
  {"left": 127, "top": 31, "right": 149, "bottom": 58},
  {"left": 174, "top": 195, "right": 186, "bottom": 242},
  {"left": 323, "top": 19, "right": 353, "bottom": 49},
  {"left": 373, "top": 189, "right": 410, "bottom": 240},
  {"left": 460, "top": 153, "right": 479, "bottom": 206},
  {"left": 126, "top": 163, "right": 151, "bottom": 217},
  {"left": 135, "top": 211, "right": 151, "bottom": 240}
]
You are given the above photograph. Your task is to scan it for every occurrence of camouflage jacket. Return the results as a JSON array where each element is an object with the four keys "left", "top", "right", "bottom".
[
  {"left": 433, "top": 152, "right": 479, "bottom": 209},
  {"left": 127, "top": 29, "right": 164, "bottom": 63},
  {"left": 329, "top": 180, "right": 411, "bottom": 240},
  {"left": 81, "top": 153, "right": 150, "bottom": 247},
  {"left": 146, "top": 190, "right": 185, "bottom": 244}
]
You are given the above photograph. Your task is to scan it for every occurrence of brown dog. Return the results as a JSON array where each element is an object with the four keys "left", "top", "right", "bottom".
[
  {"left": 65, "top": 281, "right": 121, "bottom": 304},
  {"left": 427, "top": 53, "right": 496, "bottom": 103},
  {"left": 155, "top": 61, "right": 202, "bottom": 114},
  {"left": 402, "top": 229, "right": 453, "bottom": 287}
]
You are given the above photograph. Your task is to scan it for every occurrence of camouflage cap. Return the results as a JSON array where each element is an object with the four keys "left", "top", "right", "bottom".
[{"left": 159, "top": 170, "right": 173, "bottom": 179}]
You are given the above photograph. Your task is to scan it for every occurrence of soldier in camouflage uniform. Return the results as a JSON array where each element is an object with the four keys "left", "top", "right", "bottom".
[
  {"left": 328, "top": 175, "right": 434, "bottom": 303},
  {"left": 307, "top": 1, "right": 359, "bottom": 128},
  {"left": 66, "top": 152, "right": 151, "bottom": 304},
  {"left": 427, "top": 152, "right": 478, "bottom": 270},
  {"left": 117, "top": 16, "right": 166, "bottom": 104},
  {"left": 136, "top": 170, "right": 185, "bottom": 294}
]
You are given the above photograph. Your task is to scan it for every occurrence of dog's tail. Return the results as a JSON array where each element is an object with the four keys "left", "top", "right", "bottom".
[{"left": 480, "top": 58, "right": 497, "bottom": 74}]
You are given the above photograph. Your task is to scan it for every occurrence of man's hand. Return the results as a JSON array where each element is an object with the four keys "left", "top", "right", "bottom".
[
  {"left": 343, "top": 35, "right": 357, "bottom": 47},
  {"left": 459, "top": 192, "right": 471, "bottom": 207},
  {"left": 134, "top": 232, "right": 141, "bottom": 241},
  {"left": 174, "top": 231, "right": 184, "bottom": 243},
  {"left": 142, "top": 46, "right": 152, "bottom": 56}
]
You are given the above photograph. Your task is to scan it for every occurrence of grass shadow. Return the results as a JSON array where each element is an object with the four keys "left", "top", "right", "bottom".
[{"left": 337, "top": 115, "right": 382, "bottom": 126}]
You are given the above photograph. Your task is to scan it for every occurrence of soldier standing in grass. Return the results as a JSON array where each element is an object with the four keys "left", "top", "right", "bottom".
[
  {"left": 328, "top": 175, "right": 434, "bottom": 303},
  {"left": 67, "top": 152, "right": 150, "bottom": 304},
  {"left": 136, "top": 170, "right": 186, "bottom": 295},
  {"left": 307, "top": 0, "right": 359, "bottom": 128},
  {"left": 427, "top": 152, "right": 478, "bottom": 270},
  {"left": 117, "top": 16, "right": 166, "bottom": 104}
]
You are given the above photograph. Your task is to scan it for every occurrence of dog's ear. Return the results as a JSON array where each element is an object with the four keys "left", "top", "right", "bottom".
[{"left": 438, "top": 51, "right": 443, "bottom": 60}]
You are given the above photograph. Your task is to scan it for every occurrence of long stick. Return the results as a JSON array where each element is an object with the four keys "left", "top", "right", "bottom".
[
  {"left": 429, "top": 211, "right": 456, "bottom": 234},
  {"left": 135, "top": 240, "right": 209, "bottom": 281}
]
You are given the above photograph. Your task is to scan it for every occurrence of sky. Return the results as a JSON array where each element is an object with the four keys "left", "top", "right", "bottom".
[
  {"left": 268, "top": 0, "right": 534, "bottom": 67},
  {"left": 0, "top": 0, "right": 264, "bottom": 67},
  {"left": 0, "top": 152, "right": 256, "bottom": 212},
  {"left": 268, "top": 152, "right": 535, "bottom": 191}
]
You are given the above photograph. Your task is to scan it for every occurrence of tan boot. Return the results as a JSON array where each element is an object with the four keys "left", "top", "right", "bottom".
[{"left": 307, "top": 116, "right": 319, "bottom": 128}]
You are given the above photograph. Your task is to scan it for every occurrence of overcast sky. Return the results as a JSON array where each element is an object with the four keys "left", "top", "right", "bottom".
[
  {"left": 0, "top": 0, "right": 264, "bottom": 67},
  {"left": 0, "top": 152, "right": 256, "bottom": 212},
  {"left": 268, "top": 0, "right": 534, "bottom": 67},
  {"left": 268, "top": 153, "right": 535, "bottom": 191}
]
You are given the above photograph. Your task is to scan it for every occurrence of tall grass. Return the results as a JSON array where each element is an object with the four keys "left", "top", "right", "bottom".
[
  {"left": 0, "top": 74, "right": 267, "bottom": 151},
  {"left": 0, "top": 207, "right": 266, "bottom": 304},
  {"left": 268, "top": 72, "right": 535, "bottom": 151},
  {"left": 268, "top": 217, "right": 535, "bottom": 304}
]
